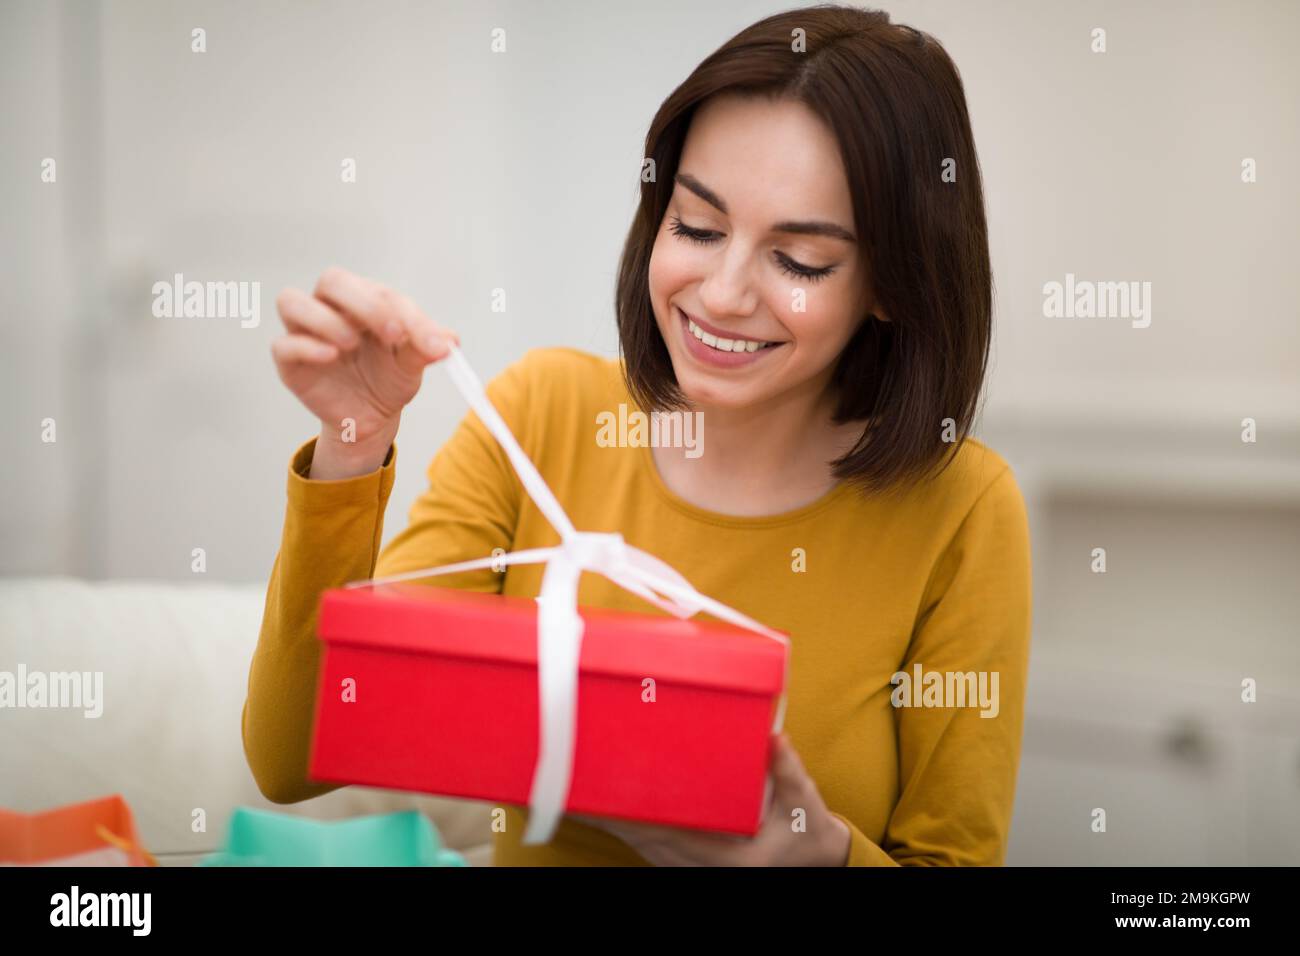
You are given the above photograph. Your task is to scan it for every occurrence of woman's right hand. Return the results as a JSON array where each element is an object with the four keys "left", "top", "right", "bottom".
[{"left": 271, "top": 267, "right": 459, "bottom": 479}]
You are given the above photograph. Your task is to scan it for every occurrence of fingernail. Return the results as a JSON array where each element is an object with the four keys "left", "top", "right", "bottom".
[
  {"left": 424, "top": 333, "right": 446, "bottom": 356},
  {"left": 385, "top": 320, "right": 402, "bottom": 341}
]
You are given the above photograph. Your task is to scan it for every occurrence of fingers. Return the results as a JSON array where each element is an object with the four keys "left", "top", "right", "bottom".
[
  {"left": 312, "top": 267, "right": 399, "bottom": 344},
  {"left": 769, "top": 733, "right": 806, "bottom": 787},
  {"left": 276, "top": 288, "right": 360, "bottom": 350},
  {"left": 311, "top": 267, "right": 458, "bottom": 363},
  {"left": 380, "top": 287, "right": 455, "bottom": 378},
  {"left": 385, "top": 287, "right": 459, "bottom": 359},
  {"left": 270, "top": 333, "right": 339, "bottom": 366}
]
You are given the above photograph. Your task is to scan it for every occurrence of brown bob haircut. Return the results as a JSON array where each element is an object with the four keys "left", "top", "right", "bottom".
[{"left": 615, "top": 4, "right": 992, "bottom": 494}]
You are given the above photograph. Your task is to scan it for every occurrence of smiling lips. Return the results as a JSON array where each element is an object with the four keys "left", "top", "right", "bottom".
[
  {"left": 685, "top": 315, "right": 774, "bottom": 352},
  {"left": 676, "top": 307, "right": 783, "bottom": 368}
]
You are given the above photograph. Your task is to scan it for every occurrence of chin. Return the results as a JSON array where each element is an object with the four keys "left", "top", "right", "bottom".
[
  {"left": 670, "top": 363, "right": 760, "bottom": 410},
  {"left": 653, "top": 310, "right": 783, "bottom": 410}
]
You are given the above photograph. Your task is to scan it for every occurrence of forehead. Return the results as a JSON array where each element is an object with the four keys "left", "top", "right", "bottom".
[{"left": 677, "top": 93, "right": 853, "bottom": 222}]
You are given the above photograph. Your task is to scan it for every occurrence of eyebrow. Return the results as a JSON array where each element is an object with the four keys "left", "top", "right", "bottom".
[{"left": 674, "top": 172, "right": 858, "bottom": 244}]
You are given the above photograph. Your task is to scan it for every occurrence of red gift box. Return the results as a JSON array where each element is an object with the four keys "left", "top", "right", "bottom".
[{"left": 308, "top": 583, "right": 788, "bottom": 835}]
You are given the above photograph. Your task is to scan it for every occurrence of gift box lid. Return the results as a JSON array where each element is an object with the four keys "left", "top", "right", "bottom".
[{"left": 318, "top": 583, "right": 787, "bottom": 696}]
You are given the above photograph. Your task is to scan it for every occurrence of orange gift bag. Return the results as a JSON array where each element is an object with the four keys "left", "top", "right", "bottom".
[{"left": 0, "top": 794, "right": 156, "bottom": 866}]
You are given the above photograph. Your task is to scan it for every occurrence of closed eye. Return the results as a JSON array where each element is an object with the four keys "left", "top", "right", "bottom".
[
  {"left": 667, "top": 216, "right": 720, "bottom": 246},
  {"left": 667, "top": 216, "right": 837, "bottom": 283}
]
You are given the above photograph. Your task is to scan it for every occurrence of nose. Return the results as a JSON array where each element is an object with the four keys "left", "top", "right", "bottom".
[{"left": 697, "top": 239, "right": 759, "bottom": 320}]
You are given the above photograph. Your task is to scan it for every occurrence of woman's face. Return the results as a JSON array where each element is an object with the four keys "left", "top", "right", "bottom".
[{"left": 648, "top": 93, "right": 874, "bottom": 413}]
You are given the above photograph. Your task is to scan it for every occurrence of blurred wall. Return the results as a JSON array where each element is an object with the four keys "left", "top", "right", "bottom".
[{"left": 2, "top": 0, "right": 1296, "bottom": 582}]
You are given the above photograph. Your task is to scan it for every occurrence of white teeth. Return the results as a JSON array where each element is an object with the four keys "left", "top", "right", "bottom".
[{"left": 686, "top": 317, "right": 772, "bottom": 352}]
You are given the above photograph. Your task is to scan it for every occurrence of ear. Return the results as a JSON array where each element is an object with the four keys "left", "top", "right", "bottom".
[{"left": 860, "top": 279, "right": 889, "bottom": 325}]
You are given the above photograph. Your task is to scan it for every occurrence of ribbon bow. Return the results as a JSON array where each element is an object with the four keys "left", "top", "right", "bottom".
[{"left": 346, "top": 345, "right": 790, "bottom": 844}]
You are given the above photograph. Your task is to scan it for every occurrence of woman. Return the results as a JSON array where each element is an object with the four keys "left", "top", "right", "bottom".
[{"left": 245, "top": 4, "right": 1031, "bottom": 866}]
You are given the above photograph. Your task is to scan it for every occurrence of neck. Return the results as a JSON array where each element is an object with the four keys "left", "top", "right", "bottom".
[{"left": 654, "top": 366, "right": 859, "bottom": 513}]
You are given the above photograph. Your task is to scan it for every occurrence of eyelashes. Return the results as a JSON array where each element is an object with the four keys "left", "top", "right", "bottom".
[
  {"left": 667, "top": 216, "right": 837, "bottom": 283},
  {"left": 667, "top": 215, "right": 717, "bottom": 247}
]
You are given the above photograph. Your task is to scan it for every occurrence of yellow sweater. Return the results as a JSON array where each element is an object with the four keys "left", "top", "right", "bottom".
[{"left": 243, "top": 347, "right": 1032, "bottom": 866}]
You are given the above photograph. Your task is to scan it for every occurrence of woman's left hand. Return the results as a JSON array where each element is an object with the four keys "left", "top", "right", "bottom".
[{"left": 571, "top": 733, "right": 851, "bottom": 866}]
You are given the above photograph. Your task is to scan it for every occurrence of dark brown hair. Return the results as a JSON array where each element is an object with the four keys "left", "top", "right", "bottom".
[{"left": 615, "top": 4, "right": 992, "bottom": 494}]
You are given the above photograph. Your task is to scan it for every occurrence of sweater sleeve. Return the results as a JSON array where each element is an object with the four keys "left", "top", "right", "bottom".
[
  {"left": 835, "top": 465, "right": 1033, "bottom": 865},
  {"left": 241, "top": 356, "right": 532, "bottom": 804}
]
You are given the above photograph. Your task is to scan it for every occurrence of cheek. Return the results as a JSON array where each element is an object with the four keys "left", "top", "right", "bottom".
[
  {"left": 770, "top": 286, "right": 860, "bottom": 351},
  {"left": 648, "top": 234, "right": 695, "bottom": 305}
]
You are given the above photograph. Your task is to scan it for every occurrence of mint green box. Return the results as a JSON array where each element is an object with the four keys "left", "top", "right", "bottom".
[{"left": 201, "top": 808, "right": 468, "bottom": 867}]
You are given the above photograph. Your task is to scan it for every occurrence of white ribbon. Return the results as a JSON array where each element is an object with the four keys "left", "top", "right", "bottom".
[{"left": 345, "top": 344, "right": 790, "bottom": 844}]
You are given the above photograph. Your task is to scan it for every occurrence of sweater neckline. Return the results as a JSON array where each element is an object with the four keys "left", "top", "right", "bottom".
[
  {"left": 606, "top": 354, "right": 855, "bottom": 527},
  {"left": 635, "top": 439, "right": 855, "bottom": 529}
]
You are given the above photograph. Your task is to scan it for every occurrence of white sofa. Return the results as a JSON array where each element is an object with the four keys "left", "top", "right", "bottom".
[
  {"left": 8, "top": 572, "right": 1298, "bottom": 867},
  {"left": 0, "top": 577, "right": 495, "bottom": 866}
]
